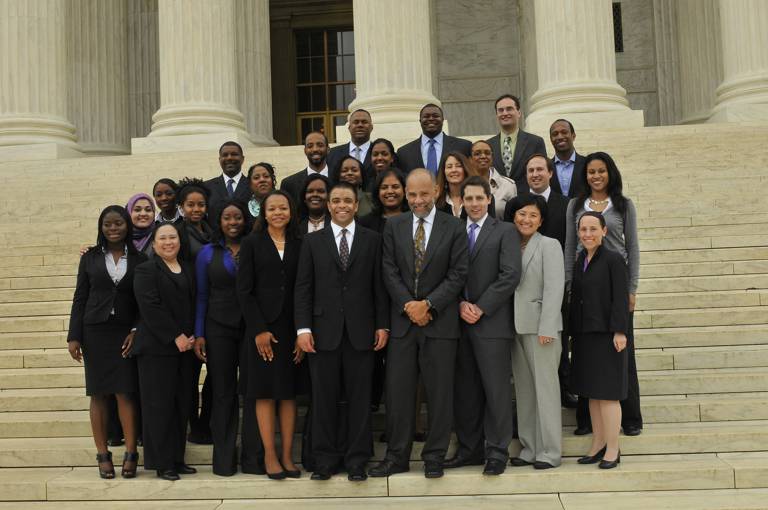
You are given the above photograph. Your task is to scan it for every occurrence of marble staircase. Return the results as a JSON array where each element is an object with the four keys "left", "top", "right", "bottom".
[{"left": 0, "top": 122, "right": 767, "bottom": 508}]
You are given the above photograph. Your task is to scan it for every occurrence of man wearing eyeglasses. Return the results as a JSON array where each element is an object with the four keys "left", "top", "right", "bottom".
[{"left": 485, "top": 95, "right": 547, "bottom": 194}]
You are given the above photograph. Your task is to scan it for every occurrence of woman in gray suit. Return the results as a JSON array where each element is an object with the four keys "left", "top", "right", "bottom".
[{"left": 508, "top": 194, "right": 565, "bottom": 469}]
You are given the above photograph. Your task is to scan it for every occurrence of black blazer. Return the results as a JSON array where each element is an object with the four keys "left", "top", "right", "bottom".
[
  {"left": 550, "top": 152, "right": 587, "bottom": 199},
  {"left": 396, "top": 134, "right": 472, "bottom": 174},
  {"left": 382, "top": 210, "right": 468, "bottom": 338},
  {"left": 569, "top": 246, "right": 629, "bottom": 335},
  {"left": 486, "top": 130, "right": 547, "bottom": 194},
  {"left": 204, "top": 174, "right": 252, "bottom": 219},
  {"left": 279, "top": 169, "right": 309, "bottom": 208},
  {"left": 294, "top": 225, "right": 389, "bottom": 351},
  {"left": 503, "top": 191, "right": 568, "bottom": 249},
  {"left": 67, "top": 249, "right": 147, "bottom": 342},
  {"left": 132, "top": 257, "right": 196, "bottom": 356},
  {"left": 327, "top": 143, "right": 375, "bottom": 186},
  {"left": 237, "top": 231, "right": 301, "bottom": 340},
  {"left": 358, "top": 213, "right": 388, "bottom": 234}
]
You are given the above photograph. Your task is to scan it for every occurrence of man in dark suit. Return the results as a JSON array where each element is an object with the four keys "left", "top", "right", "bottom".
[
  {"left": 444, "top": 176, "right": 520, "bottom": 476},
  {"left": 486, "top": 94, "right": 547, "bottom": 194},
  {"left": 369, "top": 168, "right": 468, "bottom": 479},
  {"left": 549, "top": 119, "right": 586, "bottom": 199},
  {"left": 504, "top": 154, "right": 577, "bottom": 409},
  {"left": 396, "top": 104, "right": 472, "bottom": 174},
  {"left": 204, "top": 141, "right": 253, "bottom": 220},
  {"left": 279, "top": 131, "right": 329, "bottom": 206},
  {"left": 327, "top": 109, "right": 375, "bottom": 183},
  {"left": 295, "top": 182, "right": 389, "bottom": 482}
]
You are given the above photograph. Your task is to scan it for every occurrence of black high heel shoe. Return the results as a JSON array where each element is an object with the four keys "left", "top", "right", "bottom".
[
  {"left": 577, "top": 446, "right": 607, "bottom": 465},
  {"left": 121, "top": 451, "right": 139, "bottom": 478},
  {"left": 599, "top": 450, "right": 621, "bottom": 469},
  {"left": 96, "top": 451, "right": 115, "bottom": 479}
]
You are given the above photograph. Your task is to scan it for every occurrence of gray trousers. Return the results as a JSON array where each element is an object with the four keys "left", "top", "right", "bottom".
[
  {"left": 511, "top": 333, "right": 562, "bottom": 466},
  {"left": 453, "top": 325, "right": 515, "bottom": 462},
  {"left": 384, "top": 328, "right": 457, "bottom": 465}
]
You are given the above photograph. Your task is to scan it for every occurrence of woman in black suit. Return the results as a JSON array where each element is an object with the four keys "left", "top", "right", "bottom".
[
  {"left": 237, "top": 190, "right": 304, "bottom": 479},
  {"left": 192, "top": 199, "right": 253, "bottom": 476},
  {"left": 68, "top": 205, "right": 146, "bottom": 479},
  {"left": 570, "top": 211, "right": 629, "bottom": 470},
  {"left": 298, "top": 173, "right": 330, "bottom": 234},
  {"left": 132, "top": 223, "right": 198, "bottom": 481}
]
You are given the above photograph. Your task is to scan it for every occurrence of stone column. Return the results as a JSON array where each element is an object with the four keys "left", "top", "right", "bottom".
[
  {"left": 0, "top": 0, "right": 81, "bottom": 159},
  {"left": 132, "top": 0, "right": 251, "bottom": 153},
  {"left": 235, "top": 0, "right": 276, "bottom": 146},
  {"left": 709, "top": 0, "right": 768, "bottom": 122},
  {"left": 127, "top": 0, "right": 160, "bottom": 139},
  {"left": 653, "top": 0, "right": 682, "bottom": 126},
  {"left": 68, "top": 0, "right": 130, "bottom": 155},
  {"left": 676, "top": 0, "right": 722, "bottom": 124},
  {"left": 525, "top": 0, "right": 644, "bottom": 133},
  {"left": 343, "top": 0, "right": 441, "bottom": 141}
]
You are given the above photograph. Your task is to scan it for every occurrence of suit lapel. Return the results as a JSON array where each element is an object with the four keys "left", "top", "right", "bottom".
[
  {"left": 346, "top": 224, "right": 362, "bottom": 268},
  {"left": 400, "top": 214, "right": 416, "bottom": 275},
  {"left": 522, "top": 232, "right": 541, "bottom": 273},
  {"left": 413, "top": 138, "right": 425, "bottom": 168},
  {"left": 471, "top": 217, "right": 496, "bottom": 260},
  {"left": 511, "top": 131, "right": 528, "bottom": 173},
  {"left": 421, "top": 211, "right": 445, "bottom": 271},
  {"left": 323, "top": 226, "right": 343, "bottom": 269}
]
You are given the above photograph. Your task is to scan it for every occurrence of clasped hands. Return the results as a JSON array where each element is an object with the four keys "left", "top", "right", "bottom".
[
  {"left": 459, "top": 301, "right": 484, "bottom": 325},
  {"left": 404, "top": 300, "right": 432, "bottom": 326}
]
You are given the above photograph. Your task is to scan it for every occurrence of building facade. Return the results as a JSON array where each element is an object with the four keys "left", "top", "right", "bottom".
[{"left": 1, "top": 0, "right": 767, "bottom": 159}]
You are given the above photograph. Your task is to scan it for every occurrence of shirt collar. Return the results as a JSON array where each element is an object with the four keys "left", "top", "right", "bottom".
[
  {"left": 531, "top": 187, "right": 552, "bottom": 201},
  {"left": 348, "top": 140, "right": 371, "bottom": 154},
  {"left": 222, "top": 173, "right": 243, "bottom": 186},
  {"left": 101, "top": 245, "right": 128, "bottom": 257},
  {"left": 500, "top": 128, "right": 519, "bottom": 141},
  {"left": 306, "top": 165, "right": 329, "bottom": 177},
  {"left": 467, "top": 212, "right": 489, "bottom": 230},
  {"left": 554, "top": 151, "right": 576, "bottom": 165},
  {"left": 421, "top": 132, "right": 444, "bottom": 146},
  {"left": 330, "top": 220, "right": 356, "bottom": 238},
  {"left": 414, "top": 205, "right": 437, "bottom": 226}
]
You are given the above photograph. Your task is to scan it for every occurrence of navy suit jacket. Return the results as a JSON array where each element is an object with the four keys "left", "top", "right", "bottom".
[{"left": 396, "top": 134, "right": 472, "bottom": 174}]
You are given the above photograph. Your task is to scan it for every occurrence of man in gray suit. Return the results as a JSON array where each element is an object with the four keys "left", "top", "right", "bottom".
[
  {"left": 444, "top": 175, "right": 521, "bottom": 476},
  {"left": 369, "top": 168, "right": 468, "bottom": 479}
]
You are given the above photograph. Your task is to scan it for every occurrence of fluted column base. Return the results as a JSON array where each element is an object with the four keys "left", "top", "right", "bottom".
[{"left": 0, "top": 116, "right": 83, "bottom": 160}]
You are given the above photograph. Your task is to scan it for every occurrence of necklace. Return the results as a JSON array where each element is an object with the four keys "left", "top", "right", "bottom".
[
  {"left": 270, "top": 236, "right": 286, "bottom": 245},
  {"left": 589, "top": 197, "right": 610, "bottom": 206}
]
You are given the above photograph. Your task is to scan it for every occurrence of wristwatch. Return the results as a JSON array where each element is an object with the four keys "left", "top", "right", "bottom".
[{"left": 424, "top": 297, "right": 434, "bottom": 310}]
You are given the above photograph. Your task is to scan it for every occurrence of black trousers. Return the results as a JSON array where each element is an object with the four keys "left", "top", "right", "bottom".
[
  {"left": 308, "top": 331, "right": 374, "bottom": 470},
  {"left": 137, "top": 351, "right": 197, "bottom": 471},
  {"left": 189, "top": 361, "right": 212, "bottom": 437},
  {"left": 206, "top": 320, "right": 263, "bottom": 475},
  {"left": 576, "top": 312, "right": 642, "bottom": 429},
  {"left": 371, "top": 347, "right": 386, "bottom": 409},
  {"left": 384, "top": 328, "right": 457, "bottom": 466}
]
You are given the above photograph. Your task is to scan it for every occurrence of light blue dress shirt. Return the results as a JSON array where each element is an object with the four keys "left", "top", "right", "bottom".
[
  {"left": 420, "top": 132, "right": 444, "bottom": 169},
  {"left": 553, "top": 151, "right": 576, "bottom": 196}
]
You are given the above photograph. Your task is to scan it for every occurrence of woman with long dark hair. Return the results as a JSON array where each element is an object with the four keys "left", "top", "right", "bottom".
[
  {"left": 330, "top": 155, "right": 374, "bottom": 217},
  {"left": 368, "top": 138, "right": 400, "bottom": 192},
  {"left": 359, "top": 168, "right": 408, "bottom": 234},
  {"left": 68, "top": 205, "right": 146, "bottom": 478},
  {"left": 298, "top": 173, "right": 331, "bottom": 234},
  {"left": 246, "top": 162, "right": 277, "bottom": 225}
]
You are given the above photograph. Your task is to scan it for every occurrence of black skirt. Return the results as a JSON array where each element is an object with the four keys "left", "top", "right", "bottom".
[
  {"left": 82, "top": 317, "right": 138, "bottom": 396},
  {"left": 570, "top": 331, "right": 628, "bottom": 401}
]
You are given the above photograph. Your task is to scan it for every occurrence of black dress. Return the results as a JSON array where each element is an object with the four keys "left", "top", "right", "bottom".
[
  {"left": 67, "top": 248, "right": 146, "bottom": 396},
  {"left": 237, "top": 231, "right": 305, "bottom": 399},
  {"left": 569, "top": 246, "right": 629, "bottom": 401}
]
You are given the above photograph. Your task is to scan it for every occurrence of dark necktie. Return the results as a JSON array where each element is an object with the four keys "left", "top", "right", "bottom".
[
  {"left": 414, "top": 218, "right": 426, "bottom": 276},
  {"left": 468, "top": 222, "right": 479, "bottom": 253},
  {"left": 426, "top": 139, "right": 437, "bottom": 174},
  {"left": 339, "top": 228, "right": 349, "bottom": 271},
  {"left": 226, "top": 178, "right": 235, "bottom": 197}
]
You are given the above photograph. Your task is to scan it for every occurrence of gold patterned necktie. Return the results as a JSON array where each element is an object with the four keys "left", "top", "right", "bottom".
[{"left": 414, "top": 218, "right": 426, "bottom": 276}]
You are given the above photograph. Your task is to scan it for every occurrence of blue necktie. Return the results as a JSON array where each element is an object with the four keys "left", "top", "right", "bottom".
[
  {"left": 426, "top": 139, "right": 438, "bottom": 174},
  {"left": 226, "top": 178, "right": 235, "bottom": 197},
  {"left": 468, "top": 222, "right": 479, "bottom": 253}
]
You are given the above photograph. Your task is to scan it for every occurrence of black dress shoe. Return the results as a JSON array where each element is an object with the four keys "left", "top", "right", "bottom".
[
  {"left": 577, "top": 446, "right": 607, "bottom": 465},
  {"left": 509, "top": 457, "right": 533, "bottom": 467},
  {"left": 347, "top": 466, "right": 367, "bottom": 481},
  {"left": 443, "top": 454, "right": 484, "bottom": 469},
  {"left": 174, "top": 463, "right": 197, "bottom": 475},
  {"left": 413, "top": 432, "right": 427, "bottom": 442},
  {"left": 378, "top": 433, "right": 388, "bottom": 443},
  {"left": 284, "top": 468, "right": 301, "bottom": 479},
  {"left": 424, "top": 461, "right": 444, "bottom": 479},
  {"left": 156, "top": 469, "right": 180, "bottom": 481},
  {"left": 534, "top": 461, "right": 556, "bottom": 470},
  {"left": 310, "top": 469, "right": 331, "bottom": 480},
  {"left": 482, "top": 459, "right": 506, "bottom": 475},
  {"left": 573, "top": 425, "right": 593, "bottom": 436},
  {"left": 599, "top": 451, "right": 621, "bottom": 469},
  {"left": 561, "top": 390, "right": 579, "bottom": 409},
  {"left": 623, "top": 426, "right": 642, "bottom": 436},
  {"left": 369, "top": 460, "right": 408, "bottom": 477}
]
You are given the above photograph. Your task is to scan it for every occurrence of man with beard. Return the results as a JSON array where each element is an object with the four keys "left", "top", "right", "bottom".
[
  {"left": 327, "top": 110, "right": 375, "bottom": 184},
  {"left": 369, "top": 168, "right": 468, "bottom": 479},
  {"left": 396, "top": 104, "right": 472, "bottom": 175},
  {"left": 549, "top": 119, "right": 586, "bottom": 199},
  {"left": 204, "top": 142, "right": 253, "bottom": 220},
  {"left": 280, "top": 131, "right": 330, "bottom": 206}
]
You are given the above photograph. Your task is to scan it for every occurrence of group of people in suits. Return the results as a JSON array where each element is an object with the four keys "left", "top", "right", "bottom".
[{"left": 67, "top": 93, "right": 641, "bottom": 482}]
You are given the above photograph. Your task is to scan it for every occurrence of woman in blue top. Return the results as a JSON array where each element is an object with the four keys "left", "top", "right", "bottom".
[{"left": 193, "top": 198, "right": 263, "bottom": 476}]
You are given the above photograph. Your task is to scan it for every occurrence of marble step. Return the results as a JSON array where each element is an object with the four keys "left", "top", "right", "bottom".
[
  {"left": 0, "top": 276, "right": 75, "bottom": 290},
  {"left": 559, "top": 488, "right": 768, "bottom": 510},
  {"left": 639, "top": 260, "right": 768, "bottom": 279},
  {"left": 37, "top": 455, "right": 747, "bottom": 500},
  {"left": 0, "top": 254, "right": 79, "bottom": 269},
  {"left": 641, "top": 246, "right": 768, "bottom": 265},
  {"left": 636, "top": 345, "right": 768, "bottom": 371},
  {"left": 639, "top": 223, "right": 768, "bottom": 241},
  {"left": 635, "top": 306, "right": 768, "bottom": 329},
  {"left": 0, "top": 503, "right": 222, "bottom": 510},
  {"left": 635, "top": 290, "right": 768, "bottom": 311},
  {"left": 719, "top": 452, "right": 768, "bottom": 489},
  {"left": 0, "top": 367, "right": 84, "bottom": 390},
  {"left": 0, "top": 301, "right": 71, "bottom": 318},
  {"left": 0, "top": 331, "right": 67, "bottom": 350},
  {"left": 0, "top": 288, "right": 73, "bottom": 304},
  {"left": 638, "top": 274, "right": 768, "bottom": 294},
  {"left": 639, "top": 367, "right": 768, "bottom": 395},
  {"left": 0, "top": 315, "right": 68, "bottom": 334},
  {"left": 640, "top": 234, "right": 768, "bottom": 252},
  {"left": 635, "top": 324, "right": 768, "bottom": 349}
]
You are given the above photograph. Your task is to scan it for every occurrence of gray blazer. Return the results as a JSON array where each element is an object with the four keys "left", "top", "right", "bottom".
[
  {"left": 514, "top": 232, "right": 565, "bottom": 339},
  {"left": 382, "top": 209, "right": 468, "bottom": 338},
  {"left": 464, "top": 217, "right": 521, "bottom": 339}
]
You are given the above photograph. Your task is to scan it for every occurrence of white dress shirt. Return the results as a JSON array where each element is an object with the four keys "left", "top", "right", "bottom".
[
  {"left": 466, "top": 212, "right": 489, "bottom": 235},
  {"left": 221, "top": 172, "right": 243, "bottom": 190},
  {"left": 420, "top": 132, "right": 444, "bottom": 167},
  {"left": 530, "top": 186, "right": 552, "bottom": 201},
  {"left": 348, "top": 141, "right": 371, "bottom": 163},
  {"left": 412, "top": 205, "right": 437, "bottom": 248},
  {"left": 305, "top": 165, "right": 329, "bottom": 177}
]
